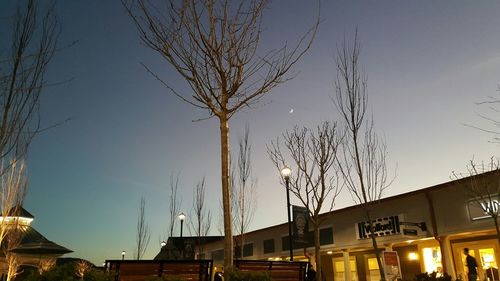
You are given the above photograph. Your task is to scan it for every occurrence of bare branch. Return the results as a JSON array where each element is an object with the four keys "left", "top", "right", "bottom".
[
  {"left": 75, "top": 260, "right": 92, "bottom": 280},
  {"left": 233, "top": 125, "right": 257, "bottom": 259},
  {"left": 0, "top": 159, "right": 27, "bottom": 250},
  {"left": 135, "top": 196, "right": 151, "bottom": 259},
  {"left": 168, "top": 172, "right": 182, "bottom": 238},
  {"left": 334, "top": 31, "right": 394, "bottom": 280},
  {"left": 0, "top": 0, "right": 61, "bottom": 166},
  {"left": 267, "top": 121, "right": 342, "bottom": 279},
  {"left": 123, "top": 0, "right": 319, "bottom": 269},
  {"left": 189, "top": 177, "right": 212, "bottom": 258}
]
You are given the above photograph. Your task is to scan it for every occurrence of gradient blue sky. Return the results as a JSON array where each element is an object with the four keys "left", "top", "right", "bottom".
[{"left": 1, "top": 0, "right": 500, "bottom": 265}]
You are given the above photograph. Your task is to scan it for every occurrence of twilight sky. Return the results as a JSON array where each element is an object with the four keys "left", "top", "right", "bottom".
[{"left": 1, "top": 0, "right": 500, "bottom": 265}]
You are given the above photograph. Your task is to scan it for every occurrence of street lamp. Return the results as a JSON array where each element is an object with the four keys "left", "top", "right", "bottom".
[
  {"left": 121, "top": 250, "right": 126, "bottom": 261},
  {"left": 178, "top": 212, "right": 186, "bottom": 237},
  {"left": 280, "top": 165, "right": 293, "bottom": 261}
]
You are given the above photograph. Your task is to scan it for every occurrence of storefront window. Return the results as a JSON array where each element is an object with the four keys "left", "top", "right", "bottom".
[
  {"left": 333, "top": 258, "right": 358, "bottom": 281},
  {"left": 479, "top": 248, "right": 498, "bottom": 281},
  {"left": 367, "top": 257, "right": 381, "bottom": 281},
  {"left": 452, "top": 241, "right": 500, "bottom": 281},
  {"left": 423, "top": 247, "right": 442, "bottom": 275}
]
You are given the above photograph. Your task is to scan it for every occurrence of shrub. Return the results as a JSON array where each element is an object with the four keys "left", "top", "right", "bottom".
[
  {"left": 415, "top": 272, "right": 453, "bottom": 281},
  {"left": 226, "top": 268, "right": 272, "bottom": 281},
  {"left": 146, "top": 276, "right": 187, "bottom": 281},
  {"left": 18, "top": 263, "right": 113, "bottom": 281}
]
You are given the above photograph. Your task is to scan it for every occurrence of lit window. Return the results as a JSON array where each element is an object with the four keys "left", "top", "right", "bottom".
[
  {"left": 423, "top": 247, "right": 442, "bottom": 275},
  {"left": 368, "top": 258, "right": 379, "bottom": 270}
]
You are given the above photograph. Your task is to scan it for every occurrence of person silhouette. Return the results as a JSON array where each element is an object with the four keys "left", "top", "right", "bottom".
[
  {"left": 463, "top": 248, "right": 478, "bottom": 281},
  {"left": 306, "top": 263, "right": 316, "bottom": 281},
  {"left": 214, "top": 272, "right": 223, "bottom": 281}
]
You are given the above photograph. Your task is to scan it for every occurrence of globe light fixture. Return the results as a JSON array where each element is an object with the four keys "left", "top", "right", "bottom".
[
  {"left": 178, "top": 212, "right": 186, "bottom": 237},
  {"left": 281, "top": 166, "right": 292, "bottom": 179}
]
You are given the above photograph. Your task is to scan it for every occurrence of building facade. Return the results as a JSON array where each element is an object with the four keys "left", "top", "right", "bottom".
[{"left": 200, "top": 171, "right": 500, "bottom": 281}]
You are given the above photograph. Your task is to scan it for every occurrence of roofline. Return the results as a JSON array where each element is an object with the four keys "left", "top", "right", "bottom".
[{"left": 235, "top": 169, "right": 499, "bottom": 237}]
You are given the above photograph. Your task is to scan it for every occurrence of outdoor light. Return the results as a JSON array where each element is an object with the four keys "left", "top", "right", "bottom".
[
  {"left": 178, "top": 212, "right": 186, "bottom": 221},
  {"left": 121, "top": 250, "right": 126, "bottom": 260},
  {"left": 178, "top": 212, "right": 186, "bottom": 237},
  {"left": 280, "top": 165, "right": 293, "bottom": 261},
  {"left": 160, "top": 241, "right": 166, "bottom": 247},
  {"left": 408, "top": 252, "right": 419, "bottom": 261},
  {"left": 281, "top": 166, "right": 292, "bottom": 179}
]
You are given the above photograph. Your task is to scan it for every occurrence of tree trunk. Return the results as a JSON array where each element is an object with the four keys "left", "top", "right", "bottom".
[
  {"left": 220, "top": 116, "right": 234, "bottom": 271},
  {"left": 240, "top": 234, "right": 244, "bottom": 260},
  {"left": 425, "top": 191, "right": 448, "bottom": 274},
  {"left": 314, "top": 223, "right": 322, "bottom": 281},
  {"left": 367, "top": 211, "right": 386, "bottom": 281},
  {"left": 494, "top": 216, "right": 500, "bottom": 246},
  {"left": 493, "top": 216, "right": 500, "bottom": 268}
]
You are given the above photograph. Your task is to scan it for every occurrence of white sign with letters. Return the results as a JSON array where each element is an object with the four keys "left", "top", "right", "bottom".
[
  {"left": 468, "top": 198, "right": 500, "bottom": 221},
  {"left": 356, "top": 215, "right": 403, "bottom": 240}
]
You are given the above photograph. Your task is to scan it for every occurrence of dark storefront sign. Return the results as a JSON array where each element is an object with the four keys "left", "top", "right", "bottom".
[
  {"left": 403, "top": 229, "right": 418, "bottom": 236},
  {"left": 356, "top": 215, "right": 401, "bottom": 239}
]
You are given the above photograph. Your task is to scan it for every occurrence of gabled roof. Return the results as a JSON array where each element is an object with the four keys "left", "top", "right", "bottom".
[
  {"left": 7, "top": 226, "right": 72, "bottom": 255},
  {"left": 0, "top": 206, "right": 34, "bottom": 219},
  {"left": 236, "top": 169, "right": 500, "bottom": 236}
]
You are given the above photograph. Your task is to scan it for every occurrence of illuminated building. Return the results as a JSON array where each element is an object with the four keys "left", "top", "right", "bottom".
[{"left": 197, "top": 170, "right": 500, "bottom": 280}]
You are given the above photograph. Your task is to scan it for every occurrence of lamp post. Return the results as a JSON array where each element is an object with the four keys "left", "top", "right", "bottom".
[
  {"left": 281, "top": 165, "right": 293, "bottom": 261},
  {"left": 121, "top": 250, "right": 126, "bottom": 261},
  {"left": 178, "top": 212, "right": 186, "bottom": 237}
]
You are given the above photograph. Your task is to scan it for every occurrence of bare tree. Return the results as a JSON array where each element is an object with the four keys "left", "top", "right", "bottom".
[
  {"left": 38, "top": 258, "right": 55, "bottom": 274},
  {"left": 453, "top": 158, "right": 500, "bottom": 240},
  {"left": 0, "top": 159, "right": 27, "bottom": 250},
  {"left": 0, "top": 2, "right": 61, "bottom": 276},
  {"left": 233, "top": 125, "right": 257, "bottom": 259},
  {"left": 0, "top": 0, "right": 60, "bottom": 168},
  {"left": 189, "top": 177, "right": 212, "bottom": 258},
  {"left": 464, "top": 93, "right": 500, "bottom": 143},
  {"left": 268, "top": 122, "right": 343, "bottom": 281},
  {"left": 168, "top": 173, "right": 182, "bottom": 238},
  {"left": 3, "top": 216, "right": 26, "bottom": 281},
  {"left": 135, "top": 196, "right": 151, "bottom": 260},
  {"left": 122, "top": 0, "right": 318, "bottom": 268},
  {"left": 75, "top": 260, "right": 92, "bottom": 280},
  {"left": 334, "top": 32, "right": 393, "bottom": 281},
  {"left": 5, "top": 254, "right": 21, "bottom": 281}
]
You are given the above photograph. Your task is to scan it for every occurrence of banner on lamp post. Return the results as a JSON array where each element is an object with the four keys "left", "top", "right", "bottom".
[{"left": 292, "top": 205, "right": 309, "bottom": 245}]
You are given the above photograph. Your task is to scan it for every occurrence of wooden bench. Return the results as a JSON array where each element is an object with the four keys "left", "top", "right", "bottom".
[
  {"left": 234, "top": 260, "right": 309, "bottom": 281},
  {"left": 105, "top": 260, "right": 213, "bottom": 281}
]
